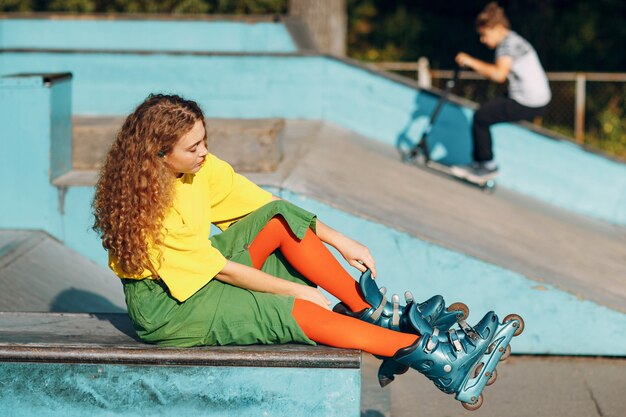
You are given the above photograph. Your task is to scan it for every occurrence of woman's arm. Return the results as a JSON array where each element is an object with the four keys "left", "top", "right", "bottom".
[
  {"left": 316, "top": 219, "right": 377, "bottom": 277},
  {"left": 268, "top": 196, "right": 376, "bottom": 276},
  {"left": 216, "top": 260, "right": 331, "bottom": 309},
  {"left": 455, "top": 53, "right": 512, "bottom": 83}
]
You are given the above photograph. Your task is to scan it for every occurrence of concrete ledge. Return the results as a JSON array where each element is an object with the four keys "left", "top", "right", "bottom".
[
  {"left": 2, "top": 71, "right": 72, "bottom": 85},
  {"left": 56, "top": 117, "right": 285, "bottom": 187},
  {"left": 0, "top": 312, "right": 360, "bottom": 368},
  {"left": 0, "top": 311, "right": 361, "bottom": 417}
]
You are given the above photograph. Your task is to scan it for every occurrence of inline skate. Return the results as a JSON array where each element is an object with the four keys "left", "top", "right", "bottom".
[
  {"left": 333, "top": 269, "right": 469, "bottom": 335},
  {"left": 379, "top": 311, "right": 524, "bottom": 410}
]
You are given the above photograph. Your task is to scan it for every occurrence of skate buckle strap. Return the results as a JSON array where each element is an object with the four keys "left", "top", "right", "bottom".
[
  {"left": 404, "top": 291, "right": 414, "bottom": 304},
  {"left": 424, "top": 328, "right": 440, "bottom": 353},
  {"left": 448, "top": 329, "right": 463, "bottom": 352},
  {"left": 370, "top": 294, "right": 387, "bottom": 321},
  {"left": 391, "top": 294, "right": 400, "bottom": 327},
  {"left": 458, "top": 319, "right": 479, "bottom": 341}
]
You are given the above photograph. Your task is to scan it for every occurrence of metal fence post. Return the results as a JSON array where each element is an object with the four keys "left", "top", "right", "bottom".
[
  {"left": 575, "top": 73, "right": 586, "bottom": 143},
  {"left": 417, "top": 57, "right": 431, "bottom": 89}
]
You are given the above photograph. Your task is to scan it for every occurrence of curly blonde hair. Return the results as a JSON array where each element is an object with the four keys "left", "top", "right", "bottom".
[
  {"left": 476, "top": 2, "right": 510, "bottom": 30},
  {"left": 93, "top": 94, "right": 206, "bottom": 276}
]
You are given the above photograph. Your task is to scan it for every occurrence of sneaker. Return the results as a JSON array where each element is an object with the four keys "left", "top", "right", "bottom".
[
  {"left": 468, "top": 161, "right": 498, "bottom": 177},
  {"left": 451, "top": 161, "right": 498, "bottom": 179}
]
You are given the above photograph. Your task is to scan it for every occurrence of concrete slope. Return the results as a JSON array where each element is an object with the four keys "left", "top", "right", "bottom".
[
  {"left": 0, "top": 230, "right": 125, "bottom": 312},
  {"left": 62, "top": 117, "right": 625, "bottom": 313},
  {"left": 247, "top": 120, "right": 626, "bottom": 313}
]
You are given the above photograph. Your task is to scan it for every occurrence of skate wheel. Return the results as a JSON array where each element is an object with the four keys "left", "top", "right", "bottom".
[
  {"left": 472, "top": 362, "right": 496, "bottom": 385},
  {"left": 446, "top": 302, "right": 469, "bottom": 320},
  {"left": 462, "top": 394, "right": 483, "bottom": 411},
  {"left": 503, "top": 314, "right": 525, "bottom": 336},
  {"left": 499, "top": 344, "right": 512, "bottom": 361},
  {"left": 472, "top": 362, "right": 484, "bottom": 378},
  {"left": 486, "top": 368, "right": 497, "bottom": 386}
]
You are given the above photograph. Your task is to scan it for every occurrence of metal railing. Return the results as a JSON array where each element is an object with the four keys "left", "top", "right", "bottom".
[{"left": 370, "top": 59, "right": 626, "bottom": 145}]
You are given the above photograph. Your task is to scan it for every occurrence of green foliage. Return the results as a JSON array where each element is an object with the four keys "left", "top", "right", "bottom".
[
  {"left": 349, "top": 2, "right": 422, "bottom": 62},
  {"left": 586, "top": 92, "right": 626, "bottom": 159},
  {"left": 348, "top": 1, "right": 486, "bottom": 67},
  {"left": 0, "top": 0, "right": 286, "bottom": 14},
  {"left": 99, "top": 1, "right": 210, "bottom": 14},
  {"left": 0, "top": 0, "right": 34, "bottom": 11},
  {"left": 48, "top": 0, "right": 95, "bottom": 12},
  {"left": 211, "top": 0, "right": 285, "bottom": 14}
]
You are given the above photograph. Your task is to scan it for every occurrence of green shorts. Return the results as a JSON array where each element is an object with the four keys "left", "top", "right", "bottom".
[{"left": 122, "top": 200, "right": 318, "bottom": 347}]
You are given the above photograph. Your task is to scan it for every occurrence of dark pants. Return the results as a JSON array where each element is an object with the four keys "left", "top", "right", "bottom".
[{"left": 473, "top": 97, "right": 548, "bottom": 162}]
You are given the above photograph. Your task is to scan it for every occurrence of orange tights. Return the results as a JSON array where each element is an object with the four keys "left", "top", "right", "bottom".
[{"left": 248, "top": 216, "right": 418, "bottom": 357}]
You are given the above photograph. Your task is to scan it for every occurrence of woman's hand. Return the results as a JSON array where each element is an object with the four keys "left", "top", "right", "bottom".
[
  {"left": 334, "top": 234, "right": 377, "bottom": 277},
  {"left": 292, "top": 285, "right": 332, "bottom": 310},
  {"left": 217, "top": 261, "right": 331, "bottom": 309},
  {"left": 316, "top": 220, "right": 377, "bottom": 277}
]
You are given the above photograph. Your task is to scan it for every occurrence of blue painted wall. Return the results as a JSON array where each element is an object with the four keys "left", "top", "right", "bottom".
[
  {"left": 0, "top": 362, "right": 360, "bottom": 417},
  {"left": 1, "top": 51, "right": 624, "bottom": 225},
  {"left": 0, "top": 74, "right": 64, "bottom": 235},
  {"left": 0, "top": 19, "right": 297, "bottom": 52},
  {"left": 61, "top": 185, "right": 109, "bottom": 264},
  {"left": 49, "top": 77, "right": 73, "bottom": 180}
]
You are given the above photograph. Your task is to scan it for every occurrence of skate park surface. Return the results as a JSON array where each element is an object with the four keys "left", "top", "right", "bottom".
[
  {"left": 247, "top": 121, "right": 626, "bottom": 415},
  {"left": 253, "top": 122, "right": 626, "bottom": 416},
  {"left": 360, "top": 353, "right": 626, "bottom": 417},
  {"left": 2, "top": 15, "right": 626, "bottom": 416}
]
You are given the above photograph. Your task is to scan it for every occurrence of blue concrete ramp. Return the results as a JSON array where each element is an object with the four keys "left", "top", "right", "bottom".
[{"left": 0, "top": 20, "right": 624, "bottom": 358}]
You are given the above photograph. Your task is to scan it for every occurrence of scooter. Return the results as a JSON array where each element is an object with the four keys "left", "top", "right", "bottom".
[{"left": 401, "top": 69, "right": 496, "bottom": 192}]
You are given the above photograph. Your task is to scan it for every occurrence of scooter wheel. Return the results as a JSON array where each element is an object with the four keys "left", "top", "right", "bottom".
[
  {"left": 482, "top": 180, "right": 496, "bottom": 194},
  {"left": 399, "top": 150, "right": 412, "bottom": 163}
]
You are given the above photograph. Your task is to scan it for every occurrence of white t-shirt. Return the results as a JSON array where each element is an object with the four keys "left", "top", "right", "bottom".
[{"left": 496, "top": 31, "right": 551, "bottom": 107}]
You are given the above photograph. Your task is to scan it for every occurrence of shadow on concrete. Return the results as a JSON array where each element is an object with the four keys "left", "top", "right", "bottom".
[
  {"left": 93, "top": 312, "right": 142, "bottom": 342},
  {"left": 50, "top": 288, "right": 139, "bottom": 340},
  {"left": 49, "top": 287, "right": 126, "bottom": 313},
  {"left": 396, "top": 92, "right": 473, "bottom": 166},
  {"left": 361, "top": 410, "right": 386, "bottom": 417}
]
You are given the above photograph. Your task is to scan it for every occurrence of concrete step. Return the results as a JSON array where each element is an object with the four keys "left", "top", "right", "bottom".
[
  {"left": 0, "top": 312, "right": 361, "bottom": 417},
  {"left": 52, "top": 116, "right": 285, "bottom": 186}
]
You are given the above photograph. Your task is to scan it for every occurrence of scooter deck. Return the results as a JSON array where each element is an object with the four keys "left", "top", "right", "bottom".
[{"left": 412, "top": 158, "right": 497, "bottom": 191}]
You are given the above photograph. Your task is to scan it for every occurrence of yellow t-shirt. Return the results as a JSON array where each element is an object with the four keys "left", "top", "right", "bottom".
[{"left": 109, "top": 153, "right": 273, "bottom": 302}]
